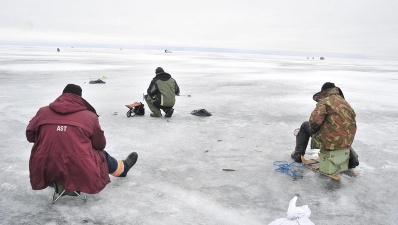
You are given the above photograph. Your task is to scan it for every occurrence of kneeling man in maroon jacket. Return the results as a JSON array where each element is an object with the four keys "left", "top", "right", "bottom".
[{"left": 26, "top": 84, "right": 138, "bottom": 194}]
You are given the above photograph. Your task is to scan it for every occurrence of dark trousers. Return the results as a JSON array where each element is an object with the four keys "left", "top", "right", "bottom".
[
  {"left": 102, "top": 150, "right": 118, "bottom": 174},
  {"left": 300, "top": 121, "right": 312, "bottom": 138}
]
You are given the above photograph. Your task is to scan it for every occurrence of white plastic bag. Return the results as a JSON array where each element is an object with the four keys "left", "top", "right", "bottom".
[{"left": 268, "top": 196, "right": 315, "bottom": 225}]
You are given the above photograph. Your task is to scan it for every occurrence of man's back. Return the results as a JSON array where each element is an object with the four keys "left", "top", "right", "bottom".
[
  {"left": 26, "top": 93, "right": 110, "bottom": 194},
  {"left": 148, "top": 71, "right": 180, "bottom": 107},
  {"left": 310, "top": 87, "right": 357, "bottom": 150}
]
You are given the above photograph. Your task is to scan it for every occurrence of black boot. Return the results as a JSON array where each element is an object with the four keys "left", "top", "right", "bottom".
[
  {"left": 348, "top": 147, "right": 359, "bottom": 168},
  {"left": 291, "top": 131, "right": 310, "bottom": 162},
  {"left": 165, "top": 108, "right": 174, "bottom": 117},
  {"left": 119, "top": 152, "right": 138, "bottom": 177}
]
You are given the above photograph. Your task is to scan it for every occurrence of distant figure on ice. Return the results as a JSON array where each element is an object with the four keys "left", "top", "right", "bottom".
[
  {"left": 26, "top": 84, "right": 138, "bottom": 194},
  {"left": 145, "top": 67, "right": 180, "bottom": 117},
  {"left": 291, "top": 82, "right": 359, "bottom": 168},
  {"left": 57, "top": 48, "right": 60, "bottom": 52}
]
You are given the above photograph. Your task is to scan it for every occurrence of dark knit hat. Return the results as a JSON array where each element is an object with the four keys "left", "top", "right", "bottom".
[
  {"left": 321, "top": 82, "right": 335, "bottom": 91},
  {"left": 155, "top": 67, "right": 164, "bottom": 74},
  {"left": 63, "top": 84, "right": 82, "bottom": 96}
]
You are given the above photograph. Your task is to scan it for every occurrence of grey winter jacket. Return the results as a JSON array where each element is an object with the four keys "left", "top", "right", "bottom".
[{"left": 147, "top": 72, "right": 180, "bottom": 107}]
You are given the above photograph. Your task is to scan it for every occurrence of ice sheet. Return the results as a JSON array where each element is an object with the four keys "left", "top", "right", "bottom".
[{"left": 1, "top": 46, "right": 397, "bottom": 225}]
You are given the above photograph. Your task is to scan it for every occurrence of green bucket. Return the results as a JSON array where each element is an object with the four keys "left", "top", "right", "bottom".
[{"left": 319, "top": 149, "right": 350, "bottom": 174}]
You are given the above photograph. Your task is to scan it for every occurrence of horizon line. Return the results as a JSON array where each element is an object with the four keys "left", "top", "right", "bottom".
[{"left": 0, "top": 41, "right": 374, "bottom": 61}]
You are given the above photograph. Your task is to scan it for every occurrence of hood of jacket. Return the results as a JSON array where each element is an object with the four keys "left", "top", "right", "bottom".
[
  {"left": 312, "top": 87, "right": 341, "bottom": 102},
  {"left": 49, "top": 93, "right": 98, "bottom": 116},
  {"left": 154, "top": 72, "right": 171, "bottom": 81}
]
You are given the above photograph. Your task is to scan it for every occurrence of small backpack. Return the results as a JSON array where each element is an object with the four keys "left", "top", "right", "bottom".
[{"left": 126, "top": 102, "right": 145, "bottom": 117}]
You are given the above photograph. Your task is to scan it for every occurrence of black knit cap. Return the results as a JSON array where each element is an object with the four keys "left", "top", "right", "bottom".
[
  {"left": 63, "top": 84, "right": 82, "bottom": 96},
  {"left": 155, "top": 67, "right": 164, "bottom": 74},
  {"left": 321, "top": 82, "right": 335, "bottom": 91}
]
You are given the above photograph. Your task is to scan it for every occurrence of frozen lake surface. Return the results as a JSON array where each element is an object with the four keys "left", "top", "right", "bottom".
[{"left": 1, "top": 46, "right": 398, "bottom": 225}]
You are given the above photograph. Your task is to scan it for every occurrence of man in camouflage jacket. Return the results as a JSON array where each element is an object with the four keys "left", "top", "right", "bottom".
[{"left": 291, "top": 82, "right": 359, "bottom": 168}]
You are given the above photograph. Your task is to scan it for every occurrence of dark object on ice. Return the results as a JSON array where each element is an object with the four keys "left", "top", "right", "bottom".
[
  {"left": 320, "top": 57, "right": 325, "bottom": 60},
  {"left": 165, "top": 49, "right": 172, "bottom": 53},
  {"left": 89, "top": 79, "right": 106, "bottom": 84},
  {"left": 222, "top": 169, "right": 235, "bottom": 171},
  {"left": 126, "top": 102, "right": 145, "bottom": 117},
  {"left": 57, "top": 48, "right": 60, "bottom": 52},
  {"left": 191, "top": 109, "right": 212, "bottom": 116}
]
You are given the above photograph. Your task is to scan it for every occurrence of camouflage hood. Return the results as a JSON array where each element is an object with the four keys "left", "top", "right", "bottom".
[{"left": 313, "top": 87, "right": 344, "bottom": 102}]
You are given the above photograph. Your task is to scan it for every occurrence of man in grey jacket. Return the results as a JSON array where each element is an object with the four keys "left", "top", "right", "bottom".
[{"left": 145, "top": 67, "right": 180, "bottom": 117}]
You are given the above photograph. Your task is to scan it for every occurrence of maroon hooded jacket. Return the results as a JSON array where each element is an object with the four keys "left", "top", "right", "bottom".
[{"left": 26, "top": 93, "right": 110, "bottom": 194}]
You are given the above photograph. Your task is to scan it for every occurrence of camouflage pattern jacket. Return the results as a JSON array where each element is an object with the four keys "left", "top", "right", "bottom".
[{"left": 309, "top": 87, "right": 357, "bottom": 150}]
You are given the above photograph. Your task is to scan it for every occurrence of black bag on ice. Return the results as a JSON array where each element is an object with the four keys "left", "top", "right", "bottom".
[{"left": 127, "top": 102, "right": 145, "bottom": 117}]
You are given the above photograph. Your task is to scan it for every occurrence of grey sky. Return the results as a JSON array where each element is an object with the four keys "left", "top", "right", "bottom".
[{"left": 1, "top": 0, "right": 397, "bottom": 59}]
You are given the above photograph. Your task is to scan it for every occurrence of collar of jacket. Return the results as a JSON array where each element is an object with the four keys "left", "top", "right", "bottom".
[
  {"left": 312, "top": 87, "right": 340, "bottom": 102},
  {"left": 154, "top": 72, "right": 171, "bottom": 81}
]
